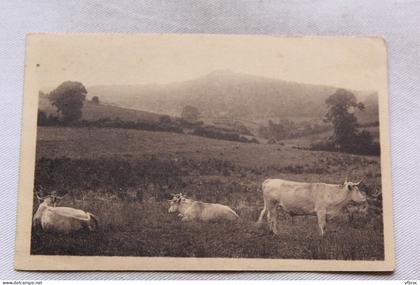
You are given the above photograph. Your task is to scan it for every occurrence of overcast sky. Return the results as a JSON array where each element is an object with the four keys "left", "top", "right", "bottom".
[{"left": 28, "top": 34, "right": 386, "bottom": 93}]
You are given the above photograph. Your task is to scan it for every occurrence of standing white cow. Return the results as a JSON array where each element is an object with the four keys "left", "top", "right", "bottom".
[
  {"left": 33, "top": 193, "right": 98, "bottom": 234},
  {"left": 168, "top": 193, "right": 239, "bottom": 222},
  {"left": 257, "top": 178, "right": 366, "bottom": 235}
]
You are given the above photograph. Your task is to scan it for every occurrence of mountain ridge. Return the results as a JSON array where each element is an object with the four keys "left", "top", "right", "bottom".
[{"left": 77, "top": 70, "right": 379, "bottom": 124}]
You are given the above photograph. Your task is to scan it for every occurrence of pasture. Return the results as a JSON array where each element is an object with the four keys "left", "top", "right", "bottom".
[{"left": 31, "top": 126, "right": 384, "bottom": 260}]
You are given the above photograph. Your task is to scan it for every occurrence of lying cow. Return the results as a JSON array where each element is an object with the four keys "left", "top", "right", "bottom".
[
  {"left": 33, "top": 193, "right": 98, "bottom": 234},
  {"left": 168, "top": 193, "right": 239, "bottom": 222},
  {"left": 257, "top": 178, "right": 366, "bottom": 236}
]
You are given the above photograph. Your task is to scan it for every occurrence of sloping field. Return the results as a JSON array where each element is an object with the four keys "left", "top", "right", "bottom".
[
  {"left": 39, "top": 96, "right": 160, "bottom": 122},
  {"left": 36, "top": 127, "right": 380, "bottom": 182}
]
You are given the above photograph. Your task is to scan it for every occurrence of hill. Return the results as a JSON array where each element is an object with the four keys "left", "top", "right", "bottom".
[{"left": 87, "top": 70, "right": 379, "bottom": 124}]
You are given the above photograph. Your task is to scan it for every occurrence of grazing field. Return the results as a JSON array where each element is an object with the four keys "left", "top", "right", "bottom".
[{"left": 31, "top": 126, "right": 384, "bottom": 260}]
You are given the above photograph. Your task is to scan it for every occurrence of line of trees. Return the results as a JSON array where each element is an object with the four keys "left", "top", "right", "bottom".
[{"left": 258, "top": 119, "right": 330, "bottom": 141}]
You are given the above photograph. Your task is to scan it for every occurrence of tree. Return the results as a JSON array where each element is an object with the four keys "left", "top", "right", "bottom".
[
  {"left": 181, "top": 105, "right": 200, "bottom": 122},
  {"left": 91, "top": 96, "right": 100, "bottom": 104},
  {"left": 37, "top": 110, "right": 48, "bottom": 126},
  {"left": 324, "top": 89, "right": 365, "bottom": 152},
  {"left": 49, "top": 81, "right": 87, "bottom": 124}
]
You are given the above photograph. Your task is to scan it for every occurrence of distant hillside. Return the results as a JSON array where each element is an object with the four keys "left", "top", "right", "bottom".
[
  {"left": 38, "top": 95, "right": 161, "bottom": 122},
  {"left": 38, "top": 94, "right": 258, "bottom": 144},
  {"left": 87, "top": 70, "right": 379, "bottom": 124}
]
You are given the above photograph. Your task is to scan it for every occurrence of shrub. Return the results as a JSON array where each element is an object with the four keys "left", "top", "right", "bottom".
[
  {"left": 192, "top": 126, "right": 258, "bottom": 143},
  {"left": 311, "top": 132, "right": 380, "bottom": 156}
]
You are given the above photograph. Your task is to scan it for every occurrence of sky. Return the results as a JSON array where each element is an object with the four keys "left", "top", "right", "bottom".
[{"left": 27, "top": 34, "right": 387, "bottom": 92}]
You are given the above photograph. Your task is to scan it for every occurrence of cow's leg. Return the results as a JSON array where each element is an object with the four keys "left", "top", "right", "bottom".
[
  {"left": 265, "top": 199, "right": 276, "bottom": 229},
  {"left": 268, "top": 203, "right": 281, "bottom": 234},
  {"left": 271, "top": 205, "right": 281, "bottom": 235},
  {"left": 316, "top": 209, "right": 327, "bottom": 236}
]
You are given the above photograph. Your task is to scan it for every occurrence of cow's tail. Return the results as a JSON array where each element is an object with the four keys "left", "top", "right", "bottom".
[{"left": 88, "top": 213, "right": 99, "bottom": 231}]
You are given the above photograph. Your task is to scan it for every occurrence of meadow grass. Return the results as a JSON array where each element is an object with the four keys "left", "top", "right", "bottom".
[
  {"left": 31, "top": 127, "right": 384, "bottom": 260},
  {"left": 31, "top": 197, "right": 384, "bottom": 259}
]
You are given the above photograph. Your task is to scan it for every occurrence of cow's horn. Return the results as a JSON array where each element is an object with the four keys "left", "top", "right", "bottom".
[
  {"left": 372, "top": 188, "right": 381, "bottom": 197},
  {"left": 35, "top": 192, "right": 43, "bottom": 201},
  {"left": 356, "top": 178, "right": 364, "bottom": 185}
]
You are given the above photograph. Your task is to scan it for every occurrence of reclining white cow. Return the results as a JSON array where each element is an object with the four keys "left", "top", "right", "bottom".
[
  {"left": 257, "top": 178, "right": 366, "bottom": 236},
  {"left": 33, "top": 192, "right": 98, "bottom": 234},
  {"left": 168, "top": 193, "right": 239, "bottom": 222}
]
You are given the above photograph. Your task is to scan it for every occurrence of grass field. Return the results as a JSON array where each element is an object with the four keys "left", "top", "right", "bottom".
[{"left": 31, "top": 126, "right": 384, "bottom": 260}]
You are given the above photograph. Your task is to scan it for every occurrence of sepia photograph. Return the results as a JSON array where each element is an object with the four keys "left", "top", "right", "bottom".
[{"left": 15, "top": 34, "right": 394, "bottom": 271}]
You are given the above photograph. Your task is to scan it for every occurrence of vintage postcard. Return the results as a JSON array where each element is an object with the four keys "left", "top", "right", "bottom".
[{"left": 15, "top": 34, "right": 394, "bottom": 271}]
